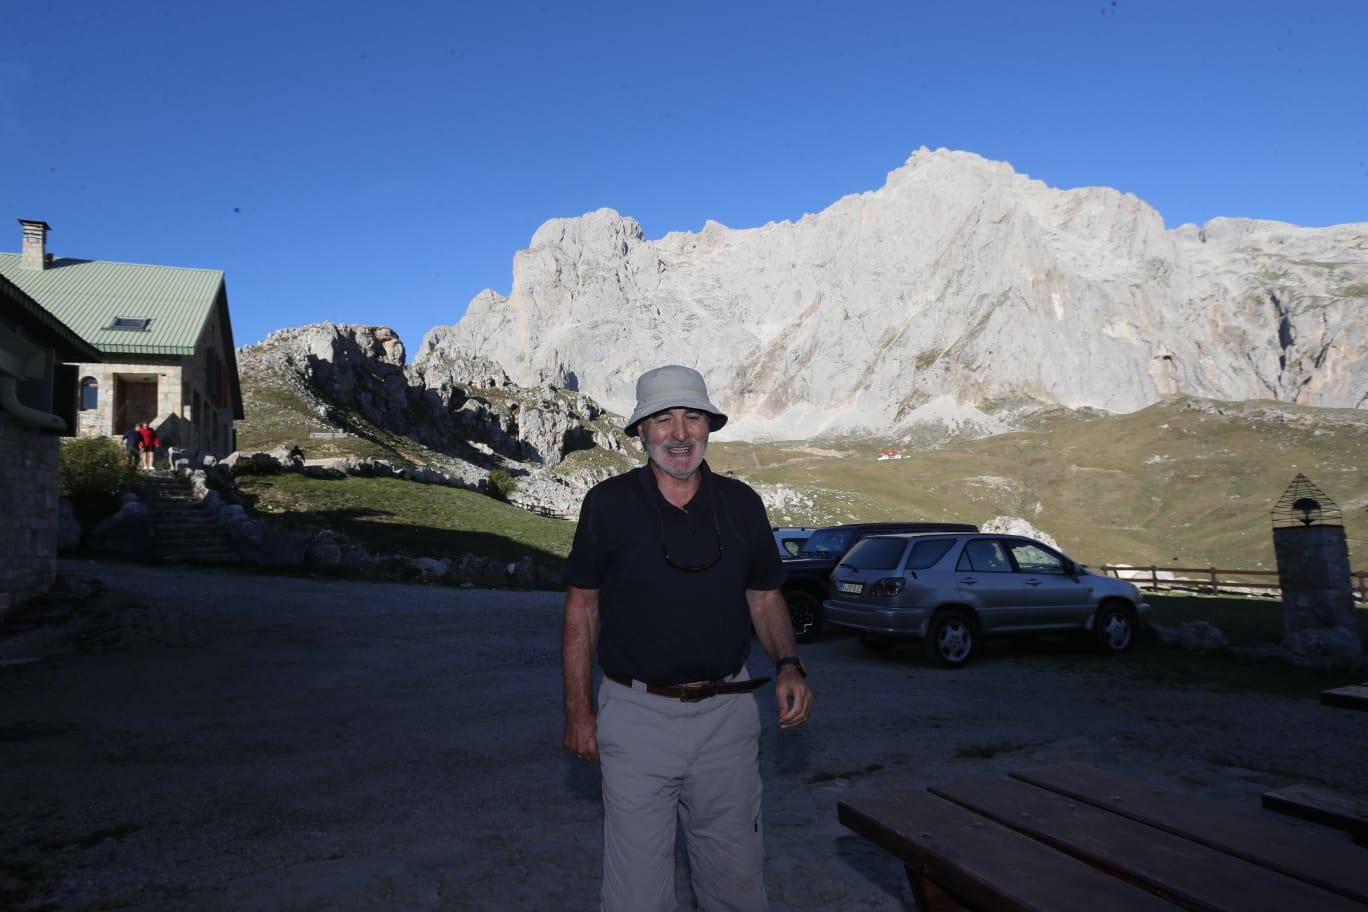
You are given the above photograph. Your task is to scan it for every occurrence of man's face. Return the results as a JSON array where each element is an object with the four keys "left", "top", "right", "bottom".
[{"left": 642, "top": 408, "right": 710, "bottom": 481}]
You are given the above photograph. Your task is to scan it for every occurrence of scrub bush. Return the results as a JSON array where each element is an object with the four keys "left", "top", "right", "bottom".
[
  {"left": 59, "top": 436, "right": 135, "bottom": 531},
  {"left": 487, "top": 467, "right": 518, "bottom": 502}
]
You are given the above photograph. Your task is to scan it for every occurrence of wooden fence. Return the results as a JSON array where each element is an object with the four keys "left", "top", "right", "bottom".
[{"left": 1098, "top": 565, "right": 1368, "bottom": 603}]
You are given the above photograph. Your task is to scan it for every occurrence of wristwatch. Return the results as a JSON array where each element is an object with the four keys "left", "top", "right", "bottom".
[{"left": 776, "top": 655, "right": 807, "bottom": 677}]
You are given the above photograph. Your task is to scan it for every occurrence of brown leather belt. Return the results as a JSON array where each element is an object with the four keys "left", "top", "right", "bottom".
[{"left": 605, "top": 673, "right": 771, "bottom": 702}]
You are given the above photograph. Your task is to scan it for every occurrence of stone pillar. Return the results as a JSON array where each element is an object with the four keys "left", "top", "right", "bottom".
[{"left": 1273, "top": 524, "right": 1361, "bottom": 658}]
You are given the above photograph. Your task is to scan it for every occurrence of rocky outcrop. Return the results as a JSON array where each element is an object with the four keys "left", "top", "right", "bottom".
[
  {"left": 239, "top": 323, "right": 628, "bottom": 468},
  {"left": 980, "top": 516, "right": 1059, "bottom": 550},
  {"left": 418, "top": 148, "right": 1368, "bottom": 439}
]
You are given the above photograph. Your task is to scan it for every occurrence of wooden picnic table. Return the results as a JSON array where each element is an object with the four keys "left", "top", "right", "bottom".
[{"left": 838, "top": 761, "right": 1368, "bottom": 911}]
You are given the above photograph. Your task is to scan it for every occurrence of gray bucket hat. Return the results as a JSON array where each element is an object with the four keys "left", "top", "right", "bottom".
[{"left": 624, "top": 365, "right": 728, "bottom": 437}]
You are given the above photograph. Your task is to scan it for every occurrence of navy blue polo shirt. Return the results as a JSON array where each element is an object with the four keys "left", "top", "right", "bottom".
[{"left": 563, "top": 461, "right": 785, "bottom": 684}]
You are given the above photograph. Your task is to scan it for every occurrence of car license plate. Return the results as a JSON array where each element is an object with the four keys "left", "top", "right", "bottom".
[{"left": 838, "top": 581, "right": 863, "bottom": 595}]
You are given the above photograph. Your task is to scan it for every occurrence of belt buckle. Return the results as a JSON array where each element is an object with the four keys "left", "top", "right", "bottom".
[{"left": 680, "top": 681, "right": 717, "bottom": 702}]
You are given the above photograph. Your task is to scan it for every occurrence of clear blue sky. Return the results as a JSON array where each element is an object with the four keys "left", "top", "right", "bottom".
[{"left": 5, "top": 0, "right": 1366, "bottom": 356}]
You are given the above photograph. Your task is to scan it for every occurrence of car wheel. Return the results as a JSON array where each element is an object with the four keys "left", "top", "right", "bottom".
[
  {"left": 785, "top": 591, "right": 823, "bottom": 643},
  {"left": 860, "top": 631, "right": 895, "bottom": 652},
  {"left": 925, "top": 610, "right": 975, "bottom": 668},
  {"left": 1093, "top": 602, "right": 1136, "bottom": 654}
]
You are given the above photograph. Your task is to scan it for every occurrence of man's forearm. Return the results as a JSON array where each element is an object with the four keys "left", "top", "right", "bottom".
[
  {"left": 748, "top": 588, "right": 798, "bottom": 662},
  {"left": 562, "top": 588, "right": 599, "bottom": 720}
]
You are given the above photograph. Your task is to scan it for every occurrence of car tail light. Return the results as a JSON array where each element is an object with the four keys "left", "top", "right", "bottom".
[{"left": 869, "top": 577, "right": 904, "bottom": 597}]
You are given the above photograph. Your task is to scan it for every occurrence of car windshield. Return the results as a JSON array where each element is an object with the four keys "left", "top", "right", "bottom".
[
  {"left": 839, "top": 537, "right": 907, "bottom": 570},
  {"left": 797, "top": 529, "right": 853, "bottom": 558}
]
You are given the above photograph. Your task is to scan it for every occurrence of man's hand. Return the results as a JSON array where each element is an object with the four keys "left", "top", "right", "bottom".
[
  {"left": 775, "top": 666, "right": 813, "bottom": 728},
  {"left": 746, "top": 587, "right": 814, "bottom": 729},
  {"left": 564, "top": 712, "right": 600, "bottom": 763}
]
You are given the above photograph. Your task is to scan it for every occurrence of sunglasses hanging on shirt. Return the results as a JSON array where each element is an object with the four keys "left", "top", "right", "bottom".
[{"left": 658, "top": 490, "right": 724, "bottom": 572}]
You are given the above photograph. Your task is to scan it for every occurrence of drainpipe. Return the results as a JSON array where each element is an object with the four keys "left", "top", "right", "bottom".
[
  {"left": 0, "top": 330, "right": 67, "bottom": 432},
  {"left": 0, "top": 376, "right": 66, "bottom": 432}
]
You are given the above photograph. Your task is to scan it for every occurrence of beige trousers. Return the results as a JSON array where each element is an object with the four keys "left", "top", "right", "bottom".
[{"left": 597, "top": 672, "right": 767, "bottom": 912}]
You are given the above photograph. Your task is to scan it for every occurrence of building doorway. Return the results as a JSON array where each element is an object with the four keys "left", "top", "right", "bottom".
[{"left": 114, "top": 376, "right": 158, "bottom": 433}]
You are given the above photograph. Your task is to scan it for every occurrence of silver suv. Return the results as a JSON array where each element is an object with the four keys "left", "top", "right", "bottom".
[{"left": 823, "top": 532, "right": 1149, "bottom": 667}]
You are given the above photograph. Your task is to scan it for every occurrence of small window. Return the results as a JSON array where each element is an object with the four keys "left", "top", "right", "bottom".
[
  {"left": 1007, "top": 542, "right": 1066, "bottom": 574},
  {"left": 109, "top": 317, "right": 152, "bottom": 331},
  {"left": 908, "top": 538, "right": 956, "bottom": 570},
  {"left": 79, "top": 376, "right": 98, "bottom": 411},
  {"left": 840, "top": 537, "right": 907, "bottom": 570},
  {"left": 956, "top": 539, "right": 1014, "bottom": 573}
]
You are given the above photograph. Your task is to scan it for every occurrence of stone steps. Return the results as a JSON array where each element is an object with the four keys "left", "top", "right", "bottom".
[{"left": 137, "top": 472, "right": 241, "bottom": 566}]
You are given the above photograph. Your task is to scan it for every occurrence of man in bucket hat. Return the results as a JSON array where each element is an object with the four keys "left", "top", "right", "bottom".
[{"left": 562, "top": 364, "right": 813, "bottom": 911}]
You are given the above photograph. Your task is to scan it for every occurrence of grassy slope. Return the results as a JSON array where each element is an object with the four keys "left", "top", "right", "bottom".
[
  {"left": 236, "top": 375, "right": 483, "bottom": 472},
  {"left": 708, "top": 398, "right": 1368, "bottom": 571},
  {"left": 238, "top": 351, "right": 1365, "bottom": 574},
  {"left": 237, "top": 474, "right": 575, "bottom": 565}
]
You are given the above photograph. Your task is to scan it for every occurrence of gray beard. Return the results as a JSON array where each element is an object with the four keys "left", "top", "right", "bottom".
[{"left": 646, "top": 439, "right": 707, "bottom": 480}]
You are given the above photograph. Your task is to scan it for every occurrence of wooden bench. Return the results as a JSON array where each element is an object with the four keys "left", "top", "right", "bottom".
[
  {"left": 1321, "top": 683, "right": 1368, "bottom": 711},
  {"left": 839, "top": 762, "right": 1368, "bottom": 911},
  {"left": 1263, "top": 783, "right": 1368, "bottom": 846},
  {"left": 837, "top": 789, "right": 1174, "bottom": 912}
]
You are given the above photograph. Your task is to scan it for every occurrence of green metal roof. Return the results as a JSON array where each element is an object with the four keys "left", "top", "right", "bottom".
[
  {"left": 0, "top": 270, "right": 103, "bottom": 362},
  {"left": 0, "top": 252, "right": 224, "bottom": 355}
]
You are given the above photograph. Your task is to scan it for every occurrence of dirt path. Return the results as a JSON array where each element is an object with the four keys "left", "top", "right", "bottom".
[{"left": 2, "top": 561, "right": 1366, "bottom": 910}]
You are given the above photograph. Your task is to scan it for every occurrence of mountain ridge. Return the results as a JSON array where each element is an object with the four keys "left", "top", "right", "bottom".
[{"left": 416, "top": 147, "right": 1367, "bottom": 439}]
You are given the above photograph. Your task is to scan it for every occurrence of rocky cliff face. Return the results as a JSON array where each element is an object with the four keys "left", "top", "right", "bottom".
[
  {"left": 418, "top": 148, "right": 1367, "bottom": 439},
  {"left": 238, "top": 323, "right": 629, "bottom": 469}
]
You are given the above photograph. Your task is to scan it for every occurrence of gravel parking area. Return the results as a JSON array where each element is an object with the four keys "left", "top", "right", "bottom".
[{"left": 3, "top": 561, "right": 1366, "bottom": 910}]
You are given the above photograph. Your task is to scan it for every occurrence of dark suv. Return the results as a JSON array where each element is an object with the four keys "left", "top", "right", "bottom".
[{"left": 781, "top": 521, "right": 977, "bottom": 641}]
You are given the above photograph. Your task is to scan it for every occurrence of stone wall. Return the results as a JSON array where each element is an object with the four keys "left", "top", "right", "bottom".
[
  {"left": 73, "top": 356, "right": 182, "bottom": 439},
  {"left": 0, "top": 412, "right": 60, "bottom": 617},
  {"left": 180, "top": 299, "right": 235, "bottom": 457}
]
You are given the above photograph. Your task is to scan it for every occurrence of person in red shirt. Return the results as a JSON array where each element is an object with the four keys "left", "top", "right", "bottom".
[{"left": 136, "top": 422, "right": 159, "bottom": 471}]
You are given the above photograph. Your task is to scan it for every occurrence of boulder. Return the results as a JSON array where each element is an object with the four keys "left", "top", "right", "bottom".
[
  {"left": 509, "top": 556, "right": 538, "bottom": 589},
  {"left": 410, "top": 557, "right": 451, "bottom": 581},
  {"left": 216, "top": 504, "right": 249, "bottom": 526},
  {"left": 376, "top": 555, "right": 424, "bottom": 582},
  {"left": 454, "top": 553, "right": 508, "bottom": 588},
  {"left": 245, "top": 529, "right": 310, "bottom": 567},
  {"left": 1179, "top": 620, "right": 1228, "bottom": 652},
  {"left": 341, "top": 545, "right": 376, "bottom": 578},
  {"left": 88, "top": 501, "right": 155, "bottom": 557},
  {"left": 225, "top": 517, "right": 264, "bottom": 547},
  {"left": 305, "top": 542, "right": 342, "bottom": 570},
  {"left": 169, "top": 447, "right": 194, "bottom": 472},
  {"left": 189, "top": 470, "right": 212, "bottom": 501},
  {"left": 247, "top": 452, "right": 281, "bottom": 474}
]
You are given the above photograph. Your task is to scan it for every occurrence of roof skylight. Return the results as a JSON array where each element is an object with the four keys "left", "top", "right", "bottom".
[{"left": 110, "top": 317, "right": 152, "bottom": 331}]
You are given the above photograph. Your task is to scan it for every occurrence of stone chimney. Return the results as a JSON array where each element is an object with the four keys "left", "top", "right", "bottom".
[{"left": 19, "top": 219, "right": 51, "bottom": 270}]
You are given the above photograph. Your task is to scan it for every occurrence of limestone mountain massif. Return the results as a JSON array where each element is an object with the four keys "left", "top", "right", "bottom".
[{"left": 419, "top": 148, "right": 1368, "bottom": 439}]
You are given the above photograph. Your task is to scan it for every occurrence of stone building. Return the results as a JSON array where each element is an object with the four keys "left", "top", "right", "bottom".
[
  {"left": 0, "top": 270, "right": 101, "bottom": 616},
  {"left": 0, "top": 219, "right": 245, "bottom": 458}
]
